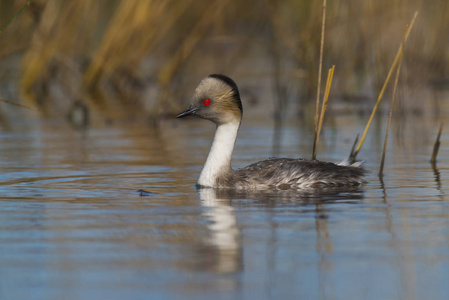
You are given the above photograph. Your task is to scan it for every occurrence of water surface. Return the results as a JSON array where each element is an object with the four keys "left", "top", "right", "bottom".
[{"left": 1, "top": 112, "right": 449, "bottom": 300}]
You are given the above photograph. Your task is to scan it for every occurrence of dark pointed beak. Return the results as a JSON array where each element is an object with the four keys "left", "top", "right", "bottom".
[{"left": 176, "top": 105, "right": 199, "bottom": 118}]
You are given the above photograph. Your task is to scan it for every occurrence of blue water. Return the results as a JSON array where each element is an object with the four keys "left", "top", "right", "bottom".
[{"left": 1, "top": 115, "right": 449, "bottom": 300}]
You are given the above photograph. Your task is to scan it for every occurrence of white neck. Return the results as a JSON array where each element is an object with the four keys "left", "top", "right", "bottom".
[{"left": 197, "top": 120, "right": 240, "bottom": 187}]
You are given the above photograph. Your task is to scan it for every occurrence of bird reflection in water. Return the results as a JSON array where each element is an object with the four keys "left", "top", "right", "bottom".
[
  {"left": 198, "top": 187, "right": 243, "bottom": 275},
  {"left": 196, "top": 187, "right": 364, "bottom": 263}
]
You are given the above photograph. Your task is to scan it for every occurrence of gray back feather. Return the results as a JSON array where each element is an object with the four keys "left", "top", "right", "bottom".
[{"left": 216, "top": 158, "right": 366, "bottom": 190}]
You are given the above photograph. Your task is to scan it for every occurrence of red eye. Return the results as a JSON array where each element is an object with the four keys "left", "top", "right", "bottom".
[{"left": 203, "top": 99, "right": 211, "bottom": 106}]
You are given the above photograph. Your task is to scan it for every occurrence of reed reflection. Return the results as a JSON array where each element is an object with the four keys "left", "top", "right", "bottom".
[
  {"left": 431, "top": 162, "right": 444, "bottom": 196},
  {"left": 315, "top": 204, "right": 334, "bottom": 300}
]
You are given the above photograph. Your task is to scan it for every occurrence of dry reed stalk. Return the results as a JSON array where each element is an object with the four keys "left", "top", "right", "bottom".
[
  {"left": 20, "top": 1, "right": 96, "bottom": 104},
  {"left": 0, "top": 0, "right": 34, "bottom": 34},
  {"left": 0, "top": 98, "right": 37, "bottom": 111},
  {"left": 312, "top": 0, "right": 327, "bottom": 160},
  {"left": 94, "top": 0, "right": 192, "bottom": 107},
  {"left": 131, "top": 0, "right": 191, "bottom": 63},
  {"left": 157, "top": 0, "right": 230, "bottom": 89},
  {"left": 19, "top": 0, "right": 195, "bottom": 111},
  {"left": 314, "top": 65, "right": 334, "bottom": 158},
  {"left": 83, "top": 0, "right": 162, "bottom": 88},
  {"left": 379, "top": 26, "right": 407, "bottom": 176},
  {"left": 265, "top": 0, "right": 319, "bottom": 64},
  {"left": 350, "top": 11, "right": 418, "bottom": 162},
  {"left": 156, "top": 0, "right": 230, "bottom": 115},
  {"left": 430, "top": 123, "right": 443, "bottom": 164}
]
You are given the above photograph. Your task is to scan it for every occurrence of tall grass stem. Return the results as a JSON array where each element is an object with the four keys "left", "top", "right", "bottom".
[
  {"left": 379, "top": 26, "right": 407, "bottom": 176},
  {"left": 351, "top": 11, "right": 418, "bottom": 162},
  {"left": 0, "top": 1, "right": 34, "bottom": 34},
  {"left": 312, "top": 0, "right": 327, "bottom": 160},
  {"left": 0, "top": 98, "right": 37, "bottom": 111},
  {"left": 314, "top": 65, "right": 334, "bottom": 157}
]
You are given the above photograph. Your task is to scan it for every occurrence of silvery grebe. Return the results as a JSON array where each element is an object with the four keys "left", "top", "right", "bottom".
[{"left": 177, "top": 74, "right": 365, "bottom": 190}]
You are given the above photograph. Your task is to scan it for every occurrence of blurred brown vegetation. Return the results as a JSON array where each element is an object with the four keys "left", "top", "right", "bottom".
[{"left": 0, "top": 0, "right": 448, "bottom": 121}]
